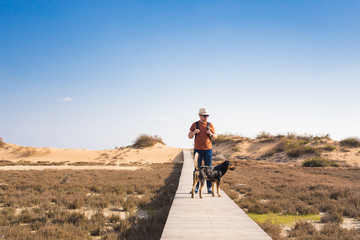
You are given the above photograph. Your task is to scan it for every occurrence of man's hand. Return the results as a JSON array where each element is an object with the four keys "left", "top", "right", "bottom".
[{"left": 188, "top": 129, "right": 200, "bottom": 139}]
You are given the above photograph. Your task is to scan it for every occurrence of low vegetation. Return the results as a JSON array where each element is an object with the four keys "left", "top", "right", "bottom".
[
  {"left": 132, "top": 134, "right": 165, "bottom": 149},
  {"left": 340, "top": 137, "right": 360, "bottom": 148},
  {"left": 0, "top": 162, "right": 182, "bottom": 239},
  {"left": 212, "top": 134, "right": 238, "bottom": 145},
  {"left": 220, "top": 159, "right": 360, "bottom": 239},
  {"left": 275, "top": 138, "right": 323, "bottom": 158},
  {"left": 256, "top": 131, "right": 276, "bottom": 142},
  {"left": 302, "top": 158, "right": 340, "bottom": 167},
  {"left": 288, "top": 221, "right": 358, "bottom": 240}
]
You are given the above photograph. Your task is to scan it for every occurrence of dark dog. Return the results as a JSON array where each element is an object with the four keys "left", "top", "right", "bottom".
[{"left": 191, "top": 153, "right": 235, "bottom": 199}]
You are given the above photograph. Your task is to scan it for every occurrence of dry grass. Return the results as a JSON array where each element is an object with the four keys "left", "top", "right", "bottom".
[
  {"left": 132, "top": 134, "right": 165, "bottom": 149},
  {"left": 0, "top": 162, "right": 182, "bottom": 239},
  {"left": 287, "top": 221, "right": 359, "bottom": 240},
  {"left": 0, "top": 160, "right": 69, "bottom": 166},
  {"left": 221, "top": 159, "right": 360, "bottom": 239}
]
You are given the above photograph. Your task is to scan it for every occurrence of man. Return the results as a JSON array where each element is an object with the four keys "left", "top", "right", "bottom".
[{"left": 188, "top": 108, "right": 217, "bottom": 193}]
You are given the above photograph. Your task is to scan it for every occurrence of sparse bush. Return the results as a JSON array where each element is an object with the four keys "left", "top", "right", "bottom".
[
  {"left": 212, "top": 134, "right": 236, "bottom": 145},
  {"left": 275, "top": 134, "right": 286, "bottom": 139},
  {"left": 132, "top": 134, "right": 164, "bottom": 149},
  {"left": 258, "top": 221, "right": 285, "bottom": 240},
  {"left": 68, "top": 199, "right": 83, "bottom": 209},
  {"left": 286, "top": 148, "right": 303, "bottom": 157},
  {"left": 67, "top": 212, "right": 87, "bottom": 226},
  {"left": 314, "top": 134, "right": 331, "bottom": 141},
  {"left": 340, "top": 137, "right": 360, "bottom": 148},
  {"left": 286, "top": 132, "right": 297, "bottom": 139},
  {"left": 110, "top": 214, "right": 121, "bottom": 223},
  {"left": 113, "top": 219, "right": 131, "bottom": 232},
  {"left": 123, "top": 196, "right": 138, "bottom": 212},
  {"left": 302, "top": 146, "right": 319, "bottom": 154},
  {"left": 321, "top": 211, "right": 344, "bottom": 223},
  {"left": 256, "top": 131, "right": 273, "bottom": 139},
  {"left": 341, "top": 147, "right": 351, "bottom": 152},
  {"left": 303, "top": 158, "right": 340, "bottom": 167},
  {"left": 323, "top": 144, "right": 336, "bottom": 151},
  {"left": 256, "top": 131, "right": 276, "bottom": 143},
  {"left": 320, "top": 223, "right": 359, "bottom": 239},
  {"left": 232, "top": 147, "right": 240, "bottom": 152},
  {"left": 288, "top": 221, "right": 317, "bottom": 238},
  {"left": 18, "top": 210, "right": 34, "bottom": 223},
  {"left": 280, "top": 139, "right": 321, "bottom": 158}
]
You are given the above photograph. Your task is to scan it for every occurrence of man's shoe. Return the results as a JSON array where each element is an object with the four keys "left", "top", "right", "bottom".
[{"left": 207, "top": 189, "right": 212, "bottom": 194}]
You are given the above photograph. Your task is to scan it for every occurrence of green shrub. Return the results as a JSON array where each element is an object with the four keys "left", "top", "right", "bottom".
[
  {"left": 323, "top": 145, "right": 336, "bottom": 151},
  {"left": 302, "top": 146, "right": 319, "bottom": 154},
  {"left": 340, "top": 137, "right": 360, "bottom": 148},
  {"left": 286, "top": 148, "right": 303, "bottom": 158},
  {"left": 132, "top": 134, "right": 164, "bottom": 149},
  {"left": 302, "top": 158, "right": 340, "bottom": 167}
]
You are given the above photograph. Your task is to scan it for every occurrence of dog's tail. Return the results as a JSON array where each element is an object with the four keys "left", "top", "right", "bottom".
[{"left": 194, "top": 152, "right": 199, "bottom": 171}]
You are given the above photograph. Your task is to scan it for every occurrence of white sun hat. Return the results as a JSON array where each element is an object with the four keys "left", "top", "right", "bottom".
[{"left": 198, "top": 108, "right": 209, "bottom": 115}]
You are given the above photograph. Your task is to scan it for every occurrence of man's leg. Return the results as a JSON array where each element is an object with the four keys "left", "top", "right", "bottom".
[{"left": 204, "top": 149, "right": 213, "bottom": 191}]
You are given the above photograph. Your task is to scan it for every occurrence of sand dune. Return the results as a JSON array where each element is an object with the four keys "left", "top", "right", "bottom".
[
  {"left": 0, "top": 142, "right": 183, "bottom": 170},
  {"left": 212, "top": 135, "right": 360, "bottom": 167}
]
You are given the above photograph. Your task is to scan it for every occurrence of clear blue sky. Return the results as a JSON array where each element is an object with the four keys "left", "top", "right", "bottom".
[{"left": 1, "top": 0, "right": 359, "bottom": 149}]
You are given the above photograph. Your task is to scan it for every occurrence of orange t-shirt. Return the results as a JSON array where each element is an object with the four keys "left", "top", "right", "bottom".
[{"left": 190, "top": 121, "right": 215, "bottom": 150}]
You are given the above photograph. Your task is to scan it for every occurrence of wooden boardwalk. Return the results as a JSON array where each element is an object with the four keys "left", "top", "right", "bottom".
[{"left": 161, "top": 150, "right": 271, "bottom": 240}]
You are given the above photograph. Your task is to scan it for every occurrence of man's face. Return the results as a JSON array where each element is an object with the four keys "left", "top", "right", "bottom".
[{"left": 199, "top": 114, "right": 209, "bottom": 122}]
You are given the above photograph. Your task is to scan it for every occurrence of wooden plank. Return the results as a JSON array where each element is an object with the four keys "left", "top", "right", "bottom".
[{"left": 161, "top": 150, "right": 271, "bottom": 240}]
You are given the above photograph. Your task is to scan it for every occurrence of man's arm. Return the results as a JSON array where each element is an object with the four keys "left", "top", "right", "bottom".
[
  {"left": 208, "top": 123, "right": 217, "bottom": 140},
  {"left": 188, "top": 129, "right": 200, "bottom": 139},
  {"left": 207, "top": 130, "right": 217, "bottom": 140}
]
